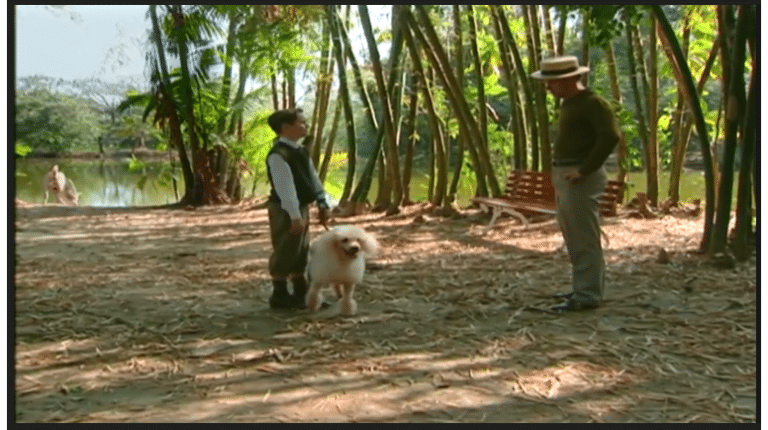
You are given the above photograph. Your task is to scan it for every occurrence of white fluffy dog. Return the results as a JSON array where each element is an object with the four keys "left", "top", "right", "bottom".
[
  {"left": 43, "top": 165, "right": 79, "bottom": 205},
  {"left": 305, "top": 224, "right": 380, "bottom": 316}
]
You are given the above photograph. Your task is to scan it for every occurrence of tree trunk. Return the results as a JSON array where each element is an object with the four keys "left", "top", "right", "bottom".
[
  {"left": 521, "top": 6, "right": 540, "bottom": 171},
  {"left": 345, "top": 6, "right": 384, "bottom": 210},
  {"left": 149, "top": 5, "right": 193, "bottom": 202},
  {"left": 339, "top": 10, "right": 377, "bottom": 133},
  {"left": 634, "top": 24, "right": 654, "bottom": 174},
  {"left": 414, "top": 5, "right": 499, "bottom": 196},
  {"left": 731, "top": 50, "right": 755, "bottom": 261},
  {"left": 390, "top": 69, "right": 408, "bottom": 206},
  {"left": 217, "top": 13, "right": 238, "bottom": 135},
  {"left": 281, "top": 77, "right": 288, "bottom": 110},
  {"left": 405, "top": 6, "right": 493, "bottom": 197},
  {"left": 625, "top": 13, "right": 650, "bottom": 172},
  {"left": 632, "top": 21, "right": 657, "bottom": 205},
  {"left": 467, "top": 5, "right": 488, "bottom": 152},
  {"left": 329, "top": 5, "right": 356, "bottom": 204},
  {"left": 604, "top": 41, "right": 628, "bottom": 202},
  {"left": 580, "top": 7, "right": 590, "bottom": 87},
  {"left": 286, "top": 67, "right": 295, "bottom": 109},
  {"left": 603, "top": 42, "right": 622, "bottom": 103},
  {"left": 496, "top": 5, "right": 537, "bottom": 173},
  {"left": 712, "top": 5, "right": 747, "bottom": 254},
  {"left": 318, "top": 98, "right": 342, "bottom": 182},
  {"left": 529, "top": 5, "right": 551, "bottom": 172},
  {"left": 226, "top": 48, "right": 250, "bottom": 136},
  {"left": 172, "top": 5, "right": 221, "bottom": 206},
  {"left": 667, "top": 16, "right": 690, "bottom": 204},
  {"left": 653, "top": 5, "right": 717, "bottom": 253},
  {"left": 401, "top": 71, "right": 419, "bottom": 206},
  {"left": 359, "top": 4, "right": 404, "bottom": 213},
  {"left": 664, "top": 30, "right": 719, "bottom": 205},
  {"left": 423, "top": 65, "right": 447, "bottom": 207},
  {"left": 541, "top": 6, "right": 556, "bottom": 56},
  {"left": 447, "top": 5, "right": 466, "bottom": 203},
  {"left": 308, "top": 20, "right": 333, "bottom": 166},
  {"left": 270, "top": 73, "right": 279, "bottom": 111},
  {"left": 646, "top": 13, "right": 659, "bottom": 207},
  {"left": 556, "top": 6, "right": 567, "bottom": 57},
  {"left": 490, "top": 5, "right": 525, "bottom": 170}
]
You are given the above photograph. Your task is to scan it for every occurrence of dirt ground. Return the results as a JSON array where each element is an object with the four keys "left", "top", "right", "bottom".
[{"left": 13, "top": 201, "right": 756, "bottom": 423}]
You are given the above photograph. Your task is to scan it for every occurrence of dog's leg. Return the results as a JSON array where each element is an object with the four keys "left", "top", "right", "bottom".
[
  {"left": 333, "top": 284, "right": 343, "bottom": 299},
  {"left": 43, "top": 174, "right": 51, "bottom": 204},
  {"left": 64, "top": 179, "right": 79, "bottom": 205},
  {"left": 305, "top": 281, "right": 324, "bottom": 312},
  {"left": 338, "top": 283, "right": 357, "bottom": 316}
]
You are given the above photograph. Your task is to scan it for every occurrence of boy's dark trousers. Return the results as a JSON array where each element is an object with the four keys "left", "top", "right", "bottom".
[{"left": 267, "top": 200, "right": 310, "bottom": 308}]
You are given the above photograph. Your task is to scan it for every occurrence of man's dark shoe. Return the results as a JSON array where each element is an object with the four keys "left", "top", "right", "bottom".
[
  {"left": 551, "top": 298, "right": 600, "bottom": 312},
  {"left": 550, "top": 291, "right": 575, "bottom": 299}
]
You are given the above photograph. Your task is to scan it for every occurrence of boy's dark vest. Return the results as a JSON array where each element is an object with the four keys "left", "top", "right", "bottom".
[{"left": 266, "top": 140, "right": 321, "bottom": 206}]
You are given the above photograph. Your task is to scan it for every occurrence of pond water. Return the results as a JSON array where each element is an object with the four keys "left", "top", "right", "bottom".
[
  {"left": 15, "top": 158, "right": 192, "bottom": 207},
  {"left": 15, "top": 157, "right": 709, "bottom": 208}
]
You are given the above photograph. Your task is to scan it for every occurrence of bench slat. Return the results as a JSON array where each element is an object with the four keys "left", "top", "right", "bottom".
[{"left": 476, "top": 170, "right": 624, "bottom": 220}]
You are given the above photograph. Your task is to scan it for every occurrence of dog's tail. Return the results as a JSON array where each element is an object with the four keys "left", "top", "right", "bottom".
[{"left": 359, "top": 229, "right": 380, "bottom": 258}]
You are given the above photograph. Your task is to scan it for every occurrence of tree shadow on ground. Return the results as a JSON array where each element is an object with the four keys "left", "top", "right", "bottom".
[{"left": 13, "top": 204, "right": 756, "bottom": 422}]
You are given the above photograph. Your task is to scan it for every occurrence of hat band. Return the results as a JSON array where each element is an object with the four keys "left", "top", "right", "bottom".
[{"left": 541, "top": 66, "right": 578, "bottom": 76}]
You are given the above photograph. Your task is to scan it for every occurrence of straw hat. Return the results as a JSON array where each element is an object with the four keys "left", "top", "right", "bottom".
[{"left": 530, "top": 56, "right": 590, "bottom": 80}]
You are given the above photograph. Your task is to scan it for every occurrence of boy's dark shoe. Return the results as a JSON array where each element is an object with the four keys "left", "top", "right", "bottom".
[
  {"left": 269, "top": 280, "right": 296, "bottom": 310},
  {"left": 290, "top": 276, "right": 309, "bottom": 309}
]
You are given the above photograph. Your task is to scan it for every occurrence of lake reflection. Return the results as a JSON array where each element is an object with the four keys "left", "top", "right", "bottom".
[
  {"left": 15, "top": 158, "right": 189, "bottom": 207},
  {"left": 14, "top": 157, "right": 708, "bottom": 208}
]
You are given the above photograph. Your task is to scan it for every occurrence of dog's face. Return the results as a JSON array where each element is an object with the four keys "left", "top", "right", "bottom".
[
  {"left": 333, "top": 231, "right": 364, "bottom": 259},
  {"left": 330, "top": 225, "right": 379, "bottom": 260},
  {"left": 46, "top": 166, "right": 64, "bottom": 192}
]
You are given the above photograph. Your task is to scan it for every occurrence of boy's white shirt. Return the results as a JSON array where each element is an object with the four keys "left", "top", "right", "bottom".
[{"left": 267, "top": 137, "right": 326, "bottom": 220}]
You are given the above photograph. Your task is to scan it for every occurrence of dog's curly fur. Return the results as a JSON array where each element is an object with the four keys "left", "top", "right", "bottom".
[
  {"left": 43, "top": 165, "right": 79, "bottom": 205},
  {"left": 305, "top": 224, "right": 379, "bottom": 316}
]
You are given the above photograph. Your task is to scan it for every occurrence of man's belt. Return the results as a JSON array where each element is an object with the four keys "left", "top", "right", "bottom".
[{"left": 552, "top": 158, "right": 584, "bottom": 167}]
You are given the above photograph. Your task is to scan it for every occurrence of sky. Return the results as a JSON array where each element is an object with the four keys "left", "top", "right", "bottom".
[
  {"left": 12, "top": 5, "right": 390, "bottom": 91},
  {"left": 14, "top": 5, "right": 150, "bottom": 85}
]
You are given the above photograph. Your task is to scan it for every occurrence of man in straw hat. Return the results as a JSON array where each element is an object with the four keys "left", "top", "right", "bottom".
[{"left": 531, "top": 56, "right": 622, "bottom": 312}]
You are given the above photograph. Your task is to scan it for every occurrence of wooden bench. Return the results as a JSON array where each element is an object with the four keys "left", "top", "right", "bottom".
[{"left": 472, "top": 170, "right": 624, "bottom": 231}]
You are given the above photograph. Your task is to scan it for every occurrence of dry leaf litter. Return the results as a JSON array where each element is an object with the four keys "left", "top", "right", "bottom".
[{"left": 14, "top": 201, "right": 756, "bottom": 423}]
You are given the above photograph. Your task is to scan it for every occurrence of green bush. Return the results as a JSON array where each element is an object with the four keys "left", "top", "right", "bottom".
[{"left": 15, "top": 89, "right": 104, "bottom": 153}]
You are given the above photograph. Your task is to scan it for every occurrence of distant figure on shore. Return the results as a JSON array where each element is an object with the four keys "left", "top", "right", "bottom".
[{"left": 43, "top": 165, "right": 79, "bottom": 205}]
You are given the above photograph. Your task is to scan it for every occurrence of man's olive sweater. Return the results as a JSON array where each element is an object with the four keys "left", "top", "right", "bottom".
[{"left": 553, "top": 89, "right": 622, "bottom": 176}]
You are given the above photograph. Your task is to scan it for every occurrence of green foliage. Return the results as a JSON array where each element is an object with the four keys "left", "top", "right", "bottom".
[
  {"left": 127, "top": 4, "right": 727, "bottom": 206},
  {"left": 486, "top": 124, "right": 513, "bottom": 177},
  {"left": 125, "top": 156, "right": 180, "bottom": 198},
  {"left": 238, "top": 110, "right": 279, "bottom": 184},
  {"left": 15, "top": 143, "right": 32, "bottom": 158},
  {"left": 463, "top": 73, "right": 506, "bottom": 102},
  {"left": 586, "top": 5, "right": 625, "bottom": 48},
  {"left": 127, "top": 156, "right": 145, "bottom": 172},
  {"left": 656, "top": 110, "right": 674, "bottom": 169},
  {"left": 612, "top": 102, "right": 643, "bottom": 171},
  {"left": 15, "top": 88, "right": 105, "bottom": 153}
]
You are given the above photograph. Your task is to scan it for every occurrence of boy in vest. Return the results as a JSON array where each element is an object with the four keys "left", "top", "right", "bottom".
[{"left": 266, "top": 108, "right": 330, "bottom": 309}]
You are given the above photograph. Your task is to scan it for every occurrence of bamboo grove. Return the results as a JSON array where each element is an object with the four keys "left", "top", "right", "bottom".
[{"left": 127, "top": 5, "right": 756, "bottom": 260}]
